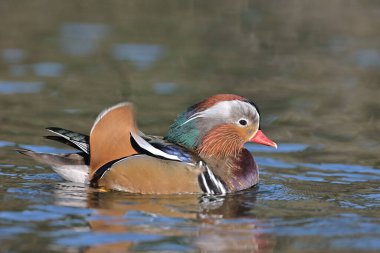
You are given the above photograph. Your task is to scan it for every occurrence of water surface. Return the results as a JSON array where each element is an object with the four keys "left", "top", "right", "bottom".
[{"left": 0, "top": 1, "right": 379, "bottom": 252}]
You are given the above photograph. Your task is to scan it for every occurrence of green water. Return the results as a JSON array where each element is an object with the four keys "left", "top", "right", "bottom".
[{"left": 0, "top": 1, "right": 379, "bottom": 252}]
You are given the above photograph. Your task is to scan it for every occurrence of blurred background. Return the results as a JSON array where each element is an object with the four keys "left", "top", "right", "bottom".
[
  {"left": 0, "top": 1, "right": 379, "bottom": 164},
  {"left": 0, "top": 1, "right": 379, "bottom": 252}
]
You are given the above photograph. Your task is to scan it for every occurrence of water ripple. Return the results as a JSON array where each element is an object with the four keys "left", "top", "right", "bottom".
[
  {"left": 56, "top": 232, "right": 163, "bottom": 247},
  {"left": 32, "top": 62, "right": 64, "bottom": 77},
  {"left": 18, "top": 144, "right": 75, "bottom": 154},
  {"left": 0, "top": 140, "right": 15, "bottom": 148},
  {"left": 0, "top": 210, "right": 64, "bottom": 222},
  {"left": 267, "top": 215, "right": 380, "bottom": 237},
  {"left": 33, "top": 204, "right": 93, "bottom": 216},
  {"left": 60, "top": 23, "right": 110, "bottom": 56},
  {"left": 246, "top": 143, "right": 309, "bottom": 153},
  {"left": 112, "top": 43, "right": 166, "bottom": 70},
  {"left": 1, "top": 48, "right": 25, "bottom": 63},
  {"left": 0, "top": 80, "right": 44, "bottom": 94},
  {"left": 298, "top": 163, "right": 380, "bottom": 175},
  {"left": 256, "top": 157, "right": 297, "bottom": 169}
]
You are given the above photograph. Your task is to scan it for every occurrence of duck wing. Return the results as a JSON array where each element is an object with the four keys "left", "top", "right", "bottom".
[
  {"left": 88, "top": 102, "right": 185, "bottom": 178},
  {"left": 92, "top": 154, "right": 204, "bottom": 194},
  {"left": 45, "top": 127, "right": 89, "bottom": 153}
]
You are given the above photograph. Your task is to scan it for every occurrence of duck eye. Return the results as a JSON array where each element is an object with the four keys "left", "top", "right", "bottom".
[{"left": 239, "top": 119, "right": 248, "bottom": 126}]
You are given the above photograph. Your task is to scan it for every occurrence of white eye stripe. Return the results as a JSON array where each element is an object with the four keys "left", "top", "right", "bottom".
[{"left": 180, "top": 100, "right": 259, "bottom": 126}]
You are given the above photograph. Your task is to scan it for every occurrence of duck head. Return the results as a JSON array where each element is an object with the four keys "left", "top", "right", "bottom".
[{"left": 165, "top": 94, "right": 276, "bottom": 159}]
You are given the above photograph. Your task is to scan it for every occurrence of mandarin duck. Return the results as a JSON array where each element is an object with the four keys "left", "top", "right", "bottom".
[{"left": 18, "top": 94, "right": 277, "bottom": 195}]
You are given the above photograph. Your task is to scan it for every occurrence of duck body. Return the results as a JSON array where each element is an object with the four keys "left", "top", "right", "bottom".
[{"left": 19, "top": 94, "right": 276, "bottom": 195}]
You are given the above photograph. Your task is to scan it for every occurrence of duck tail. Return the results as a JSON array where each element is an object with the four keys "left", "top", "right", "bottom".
[{"left": 16, "top": 149, "right": 89, "bottom": 184}]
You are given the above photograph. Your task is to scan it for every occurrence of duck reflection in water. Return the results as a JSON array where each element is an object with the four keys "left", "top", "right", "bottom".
[{"left": 54, "top": 185, "right": 273, "bottom": 253}]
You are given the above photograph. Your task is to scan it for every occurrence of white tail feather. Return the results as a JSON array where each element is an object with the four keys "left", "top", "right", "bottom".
[{"left": 51, "top": 165, "right": 89, "bottom": 184}]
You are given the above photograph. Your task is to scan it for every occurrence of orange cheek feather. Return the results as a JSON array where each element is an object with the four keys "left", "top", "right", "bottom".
[{"left": 197, "top": 124, "right": 247, "bottom": 158}]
